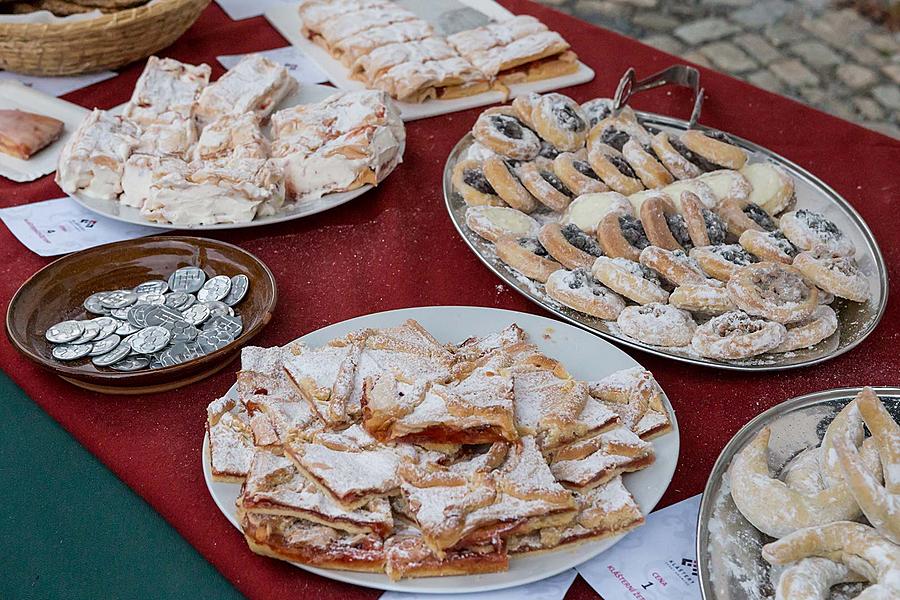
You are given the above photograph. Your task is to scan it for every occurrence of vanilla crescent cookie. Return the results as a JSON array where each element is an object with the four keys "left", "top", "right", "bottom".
[
  {"left": 529, "top": 93, "right": 590, "bottom": 152},
  {"left": 560, "top": 191, "right": 633, "bottom": 235},
  {"left": 670, "top": 281, "right": 736, "bottom": 315},
  {"left": 773, "top": 557, "right": 864, "bottom": 600},
  {"left": 680, "top": 191, "right": 728, "bottom": 247},
  {"left": 739, "top": 229, "right": 798, "bottom": 264},
  {"left": 639, "top": 193, "right": 692, "bottom": 252},
  {"left": 740, "top": 162, "right": 795, "bottom": 216},
  {"left": 717, "top": 198, "right": 777, "bottom": 237},
  {"left": 726, "top": 262, "right": 818, "bottom": 324},
  {"left": 516, "top": 160, "right": 575, "bottom": 212},
  {"left": 793, "top": 249, "right": 869, "bottom": 303},
  {"left": 538, "top": 223, "right": 604, "bottom": 270},
  {"left": 616, "top": 303, "right": 696, "bottom": 347},
  {"left": 495, "top": 237, "right": 562, "bottom": 283},
  {"left": 591, "top": 256, "right": 669, "bottom": 305},
  {"left": 472, "top": 107, "right": 541, "bottom": 160},
  {"left": 465, "top": 205, "right": 539, "bottom": 243},
  {"left": 587, "top": 142, "right": 644, "bottom": 196},
  {"left": 621, "top": 138, "right": 673, "bottom": 189},
  {"left": 553, "top": 152, "right": 608, "bottom": 195},
  {"left": 482, "top": 156, "right": 540, "bottom": 213},
  {"left": 452, "top": 159, "right": 503, "bottom": 206},
  {"left": 640, "top": 246, "right": 706, "bottom": 286},
  {"left": 691, "top": 311, "right": 786, "bottom": 360},
  {"left": 649, "top": 131, "right": 703, "bottom": 180},
  {"left": 545, "top": 268, "right": 626, "bottom": 320},
  {"left": 780, "top": 209, "right": 855, "bottom": 257},
  {"left": 678, "top": 129, "right": 748, "bottom": 170},
  {"left": 690, "top": 244, "right": 757, "bottom": 282},
  {"left": 762, "top": 522, "right": 900, "bottom": 598},
  {"left": 774, "top": 305, "right": 838, "bottom": 353},
  {"left": 598, "top": 212, "right": 650, "bottom": 262}
]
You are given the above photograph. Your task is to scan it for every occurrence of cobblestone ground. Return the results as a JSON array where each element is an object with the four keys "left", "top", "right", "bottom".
[{"left": 538, "top": 0, "right": 900, "bottom": 139}]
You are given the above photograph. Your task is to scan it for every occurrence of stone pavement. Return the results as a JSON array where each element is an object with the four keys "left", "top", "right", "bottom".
[{"left": 538, "top": 0, "right": 900, "bottom": 139}]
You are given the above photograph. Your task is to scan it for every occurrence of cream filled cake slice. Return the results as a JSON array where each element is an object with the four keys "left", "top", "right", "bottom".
[
  {"left": 446, "top": 15, "right": 548, "bottom": 54},
  {"left": 196, "top": 54, "right": 298, "bottom": 125},
  {"left": 120, "top": 154, "right": 190, "bottom": 209},
  {"left": 194, "top": 112, "right": 267, "bottom": 162},
  {"left": 56, "top": 109, "right": 140, "bottom": 200},
  {"left": 371, "top": 56, "right": 491, "bottom": 103},
  {"left": 123, "top": 56, "right": 210, "bottom": 124}
]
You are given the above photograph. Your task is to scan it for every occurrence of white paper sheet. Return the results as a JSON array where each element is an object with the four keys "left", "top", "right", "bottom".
[
  {"left": 215, "top": 0, "right": 292, "bottom": 20},
  {"left": 0, "top": 197, "right": 166, "bottom": 257},
  {"left": 217, "top": 47, "right": 329, "bottom": 84},
  {"left": 379, "top": 568, "right": 578, "bottom": 600},
  {"left": 0, "top": 70, "right": 117, "bottom": 98},
  {"left": 576, "top": 495, "right": 702, "bottom": 600}
]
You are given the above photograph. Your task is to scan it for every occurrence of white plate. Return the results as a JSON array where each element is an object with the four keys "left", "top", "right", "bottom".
[
  {"left": 202, "top": 305, "right": 680, "bottom": 594},
  {"left": 0, "top": 80, "right": 89, "bottom": 183},
  {"left": 264, "top": 1, "right": 596, "bottom": 122},
  {"left": 68, "top": 83, "right": 404, "bottom": 231}
]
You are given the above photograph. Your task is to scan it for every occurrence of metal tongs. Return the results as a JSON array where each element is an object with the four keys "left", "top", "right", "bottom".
[{"left": 612, "top": 65, "right": 705, "bottom": 128}]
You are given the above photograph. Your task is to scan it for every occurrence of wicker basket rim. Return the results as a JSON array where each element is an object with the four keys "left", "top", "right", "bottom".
[{"left": 0, "top": 0, "right": 203, "bottom": 34}]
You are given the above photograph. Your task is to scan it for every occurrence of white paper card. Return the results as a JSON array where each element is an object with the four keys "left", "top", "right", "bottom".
[
  {"left": 0, "top": 197, "right": 165, "bottom": 257},
  {"left": 379, "top": 568, "right": 577, "bottom": 600},
  {"left": 215, "top": 0, "right": 292, "bottom": 20},
  {"left": 576, "top": 495, "right": 702, "bottom": 600},
  {"left": 217, "top": 47, "right": 328, "bottom": 85},
  {"left": 0, "top": 70, "right": 116, "bottom": 98}
]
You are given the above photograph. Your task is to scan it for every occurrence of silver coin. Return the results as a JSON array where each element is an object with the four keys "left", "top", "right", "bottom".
[
  {"left": 99, "top": 290, "right": 137, "bottom": 309},
  {"left": 110, "top": 307, "right": 130, "bottom": 320},
  {"left": 196, "top": 329, "right": 235, "bottom": 353},
  {"left": 110, "top": 356, "right": 150, "bottom": 371},
  {"left": 91, "top": 339, "right": 132, "bottom": 366},
  {"left": 168, "top": 341, "right": 206, "bottom": 364},
  {"left": 127, "top": 303, "right": 154, "bottom": 328},
  {"left": 197, "top": 275, "right": 232, "bottom": 303},
  {"left": 147, "top": 353, "right": 165, "bottom": 369},
  {"left": 203, "top": 315, "right": 243, "bottom": 337},
  {"left": 180, "top": 303, "right": 211, "bottom": 326},
  {"left": 168, "top": 267, "right": 206, "bottom": 294},
  {"left": 115, "top": 321, "right": 140, "bottom": 336},
  {"left": 46, "top": 320, "right": 84, "bottom": 343},
  {"left": 132, "top": 280, "right": 169, "bottom": 295},
  {"left": 203, "top": 301, "right": 234, "bottom": 318},
  {"left": 129, "top": 326, "right": 171, "bottom": 354},
  {"left": 137, "top": 292, "right": 166, "bottom": 305},
  {"left": 154, "top": 350, "right": 179, "bottom": 368},
  {"left": 164, "top": 291, "right": 193, "bottom": 310},
  {"left": 83, "top": 293, "right": 111, "bottom": 315},
  {"left": 70, "top": 319, "right": 101, "bottom": 344},
  {"left": 222, "top": 274, "right": 249, "bottom": 306},
  {"left": 91, "top": 316, "right": 119, "bottom": 340},
  {"left": 163, "top": 320, "right": 200, "bottom": 343},
  {"left": 52, "top": 343, "right": 93, "bottom": 361},
  {"left": 88, "top": 334, "right": 121, "bottom": 356},
  {"left": 144, "top": 305, "right": 184, "bottom": 327}
]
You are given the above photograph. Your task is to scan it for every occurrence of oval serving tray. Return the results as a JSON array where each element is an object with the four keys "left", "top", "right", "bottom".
[
  {"left": 695, "top": 386, "right": 900, "bottom": 600},
  {"left": 443, "top": 116, "right": 888, "bottom": 371}
]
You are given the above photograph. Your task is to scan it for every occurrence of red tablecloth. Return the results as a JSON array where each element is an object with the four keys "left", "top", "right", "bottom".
[{"left": 2, "top": 2, "right": 898, "bottom": 599}]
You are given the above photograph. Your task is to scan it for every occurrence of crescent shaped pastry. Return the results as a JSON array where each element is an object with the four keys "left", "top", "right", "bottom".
[{"left": 775, "top": 557, "right": 864, "bottom": 600}]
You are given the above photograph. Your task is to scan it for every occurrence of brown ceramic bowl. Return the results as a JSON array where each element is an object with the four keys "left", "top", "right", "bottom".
[{"left": 6, "top": 236, "right": 277, "bottom": 394}]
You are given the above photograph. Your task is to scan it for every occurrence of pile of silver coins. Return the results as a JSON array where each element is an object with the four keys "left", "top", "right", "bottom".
[{"left": 44, "top": 267, "right": 249, "bottom": 371}]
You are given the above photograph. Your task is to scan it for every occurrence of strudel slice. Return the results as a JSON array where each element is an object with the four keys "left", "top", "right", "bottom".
[
  {"left": 308, "top": 6, "right": 418, "bottom": 54},
  {"left": 508, "top": 476, "right": 644, "bottom": 553},
  {"left": 0, "top": 109, "right": 64, "bottom": 160},
  {"left": 332, "top": 20, "right": 435, "bottom": 66},
  {"left": 243, "top": 395, "right": 320, "bottom": 452},
  {"left": 298, "top": 0, "right": 393, "bottom": 35},
  {"left": 56, "top": 109, "right": 140, "bottom": 200},
  {"left": 238, "top": 345, "right": 305, "bottom": 402},
  {"left": 238, "top": 450, "right": 394, "bottom": 536},
  {"left": 549, "top": 426, "right": 655, "bottom": 490},
  {"left": 206, "top": 396, "right": 255, "bottom": 482},
  {"left": 385, "top": 522, "right": 508, "bottom": 580},
  {"left": 240, "top": 511, "right": 385, "bottom": 572},
  {"left": 195, "top": 54, "right": 297, "bottom": 125},
  {"left": 351, "top": 37, "right": 458, "bottom": 83},
  {"left": 588, "top": 367, "right": 673, "bottom": 440},
  {"left": 283, "top": 338, "right": 363, "bottom": 426},
  {"left": 370, "top": 56, "right": 491, "bottom": 103},
  {"left": 123, "top": 56, "right": 210, "bottom": 124}
]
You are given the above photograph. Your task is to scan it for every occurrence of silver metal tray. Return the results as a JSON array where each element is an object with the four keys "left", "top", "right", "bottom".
[
  {"left": 696, "top": 386, "right": 900, "bottom": 600},
  {"left": 443, "top": 115, "right": 888, "bottom": 371}
]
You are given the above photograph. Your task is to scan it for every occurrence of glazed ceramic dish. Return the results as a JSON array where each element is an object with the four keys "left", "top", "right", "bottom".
[
  {"left": 443, "top": 116, "right": 888, "bottom": 371},
  {"left": 6, "top": 236, "right": 276, "bottom": 394},
  {"left": 696, "top": 386, "right": 900, "bottom": 600},
  {"left": 202, "top": 305, "right": 680, "bottom": 594}
]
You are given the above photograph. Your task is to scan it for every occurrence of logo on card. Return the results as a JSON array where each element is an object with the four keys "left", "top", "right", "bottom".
[{"left": 664, "top": 557, "right": 698, "bottom": 585}]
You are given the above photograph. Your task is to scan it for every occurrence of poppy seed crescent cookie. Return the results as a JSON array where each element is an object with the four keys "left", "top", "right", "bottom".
[
  {"left": 452, "top": 159, "right": 503, "bottom": 206},
  {"left": 691, "top": 311, "right": 786, "bottom": 360},
  {"left": 598, "top": 212, "right": 651, "bottom": 262},
  {"left": 516, "top": 160, "right": 576, "bottom": 212},
  {"left": 617, "top": 303, "right": 697, "bottom": 347},
  {"left": 649, "top": 131, "right": 702, "bottom": 180},
  {"left": 793, "top": 249, "right": 869, "bottom": 303},
  {"left": 495, "top": 237, "right": 563, "bottom": 283},
  {"left": 587, "top": 142, "right": 644, "bottom": 196},
  {"left": 639, "top": 193, "right": 693, "bottom": 252},
  {"left": 622, "top": 139, "right": 673, "bottom": 189},
  {"left": 780, "top": 209, "right": 855, "bottom": 257},
  {"left": 553, "top": 152, "right": 609, "bottom": 195},
  {"left": 529, "top": 93, "right": 590, "bottom": 152},
  {"left": 538, "top": 223, "right": 605, "bottom": 270},
  {"left": 726, "top": 262, "right": 818, "bottom": 324},
  {"left": 472, "top": 107, "right": 541, "bottom": 160},
  {"left": 465, "top": 206, "right": 539, "bottom": 243},
  {"left": 680, "top": 191, "right": 728, "bottom": 247},
  {"left": 545, "top": 268, "right": 626, "bottom": 320},
  {"left": 678, "top": 129, "right": 747, "bottom": 170},
  {"left": 482, "top": 156, "right": 540, "bottom": 213},
  {"left": 591, "top": 256, "right": 669, "bottom": 305},
  {"left": 560, "top": 191, "right": 634, "bottom": 236}
]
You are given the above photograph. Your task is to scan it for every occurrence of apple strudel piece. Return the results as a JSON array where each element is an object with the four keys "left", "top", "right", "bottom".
[
  {"left": 351, "top": 37, "right": 458, "bottom": 83},
  {"left": 370, "top": 56, "right": 492, "bottom": 103},
  {"left": 588, "top": 367, "right": 673, "bottom": 440},
  {"left": 283, "top": 338, "right": 364, "bottom": 427},
  {"left": 243, "top": 395, "right": 320, "bottom": 452},
  {"left": 238, "top": 450, "right": 394, "bottom": 536},
  {"left": 549, "top": 426, "right": 655, "bottom": 490},
  {"left": 332, "top": 20, "right": 435, "bottom": 67},
  {"left": 238, "top": 345, "right": 306, "bottom": 403},
  {"left": 195, "top": 54, "right": 297, "bottom": 125},
  {"left": 0, "top": 109, "right": 64, "bottom": 160},
  {"left": 56, "top": 109, "right": 140, "bottom": 200},
  {"left": 305, "top": 5, "right": 419, "bottom": 57},
  {"left": 206, "top": 396, "right": 256, "bottom": 482},
  {"left": 384, "top": 522, "right": 508, "bottom": 580}
]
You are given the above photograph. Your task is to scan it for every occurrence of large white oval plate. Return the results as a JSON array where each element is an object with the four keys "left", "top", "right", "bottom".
[
  {"left": 69, "top": 84, "right": 404, "bottom": 231},
  {"left": 202, "top": 305, "right": 680, "bottom": 594}
]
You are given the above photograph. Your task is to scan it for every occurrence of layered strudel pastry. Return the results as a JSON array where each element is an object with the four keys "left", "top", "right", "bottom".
[
  {"left": 588, "top": 367, "right": 673, "bottom": 440},
  {"left": 196, "top": 54, "right": 298, "bottom": 125},
  {"left": 385, "top": 522, "right": 508, "bottom": 580},
  {"left": 0, "top": 109, "right": 64, "bottom": 160},
  {"left": 207, "top": 396, "right": 256, "bottom": 482},
  {"left": 333, "top": 20, "right": 435, "bottom": 67},
  {"left": 56, "top": 109, "right": 139, "bottom": 200},
  {"left": 549, "top": 426, "right": 655, "bottom": 490}
]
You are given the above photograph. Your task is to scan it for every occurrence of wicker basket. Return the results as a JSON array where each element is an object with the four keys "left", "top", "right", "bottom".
[{"left": 0, "top": 0, "right": 211, "bottom": 76}]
